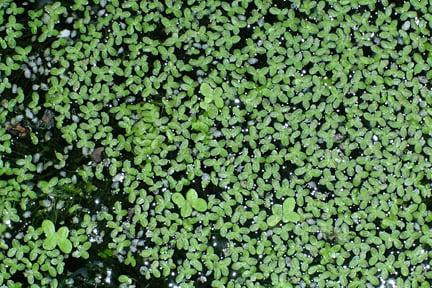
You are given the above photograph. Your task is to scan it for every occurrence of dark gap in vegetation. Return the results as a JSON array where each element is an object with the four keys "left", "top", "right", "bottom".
[
  {"left": 195, "top": 177, "right": 223, "bottom": 199},
  {"left": 196, "top": 275, "right": 214, "bottom": 288},
  {"left": 419, "top": 175, "right": 430, "bottom": 187},
  {"left": 388, "top": 0, "right": 405, "bottom": 7},
  {"left": 198, "top": 14, "right": 210, "bottom": 27},
  {"left": 9, "top": 271, "right": 26, "bottom": 285},
  {"left": 359, "top": 116, "right": 372, "bottom": 129},
  {"left": 361, "top": 45, "right": 374, "bottom": 57},
  {"left": 145, "top": 27, "right": 169, "bottom": 43},
  {"left": 253, "top": 52, "right": 268, "bottom": 70},
  {"left": 424, "top": 196, "right": 432, "bottom": 213},
  {"left": 316, "top": 183, "right": 336, "bottom": 202},
  {"left": 171, "top": 247, "right": 187, "bottom": 265},
  {"left": 244, "top": 1, "right": 259, "bottom": 16},
  {"left": 62, "top": 256, "right": 91, "bottom": 282},
  {"left": 280, "top": 161, "right": 298, "bottom": 180}
]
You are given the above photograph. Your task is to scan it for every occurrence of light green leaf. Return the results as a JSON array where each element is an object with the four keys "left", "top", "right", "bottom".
[
  {"left": 181, "top": 204, "right": 192, "bottom": 217},
  {"left": 214, "top": 95, "right": 224, "bottom": 109},
  {"left": 186, "top": 189, "right": 198, "bottom": 202},
  {"left": 282, "top": 198, "right": 299, "bottom": 222},
  {"left": 57, "top": 227, "right": 69, "bottom": 239},
  {"left": 43, "top": 234, "right": 57, "bottom": 250},
  {"left": 283, "top": 198, "right": 296, "bottom": 212},
  {"left": 172, "top": 193, "right": 185, "bottom": 206},
  {"left": 200, "top": 83, "right": 212, "bottom": 98},
  {"left": 284, "top": 212, "right": 300, "bottom": 222},
  {"left": 267, "top": 215, "right": 281, "bottom": 226},
  {"left": 58, "top": 239, "right": 72, "bottom": 254},
  {"left": 42, "top": 220, "right": 55, "bottom": 236},
  {"left": 119, "top": 275, "right": 132, "bottom": 284},
  {"left": 193, "top": 198, "right": 207, "bottom": 212}
]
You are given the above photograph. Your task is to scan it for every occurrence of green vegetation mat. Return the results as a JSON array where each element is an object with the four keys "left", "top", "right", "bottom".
[{"left": 1, "top": 0, "right": 432, "bottom": 287}]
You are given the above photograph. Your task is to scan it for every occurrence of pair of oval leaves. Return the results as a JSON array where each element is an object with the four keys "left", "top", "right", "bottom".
[
  {"left": 172, "top": 189, "right": 208, "bottom": 217},
  {"left": 267, "top": 198, "right": 300, "bottom": 226}
]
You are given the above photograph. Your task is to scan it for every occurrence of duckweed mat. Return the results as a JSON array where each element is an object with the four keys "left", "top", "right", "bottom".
[{"left": 1, "top": 0, "right": 432, "bottom": 287}]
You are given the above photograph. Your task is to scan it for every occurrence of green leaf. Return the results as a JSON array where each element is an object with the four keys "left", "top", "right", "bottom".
[
  {"left": 283, "top": 211, "right": 300, "bottom": 222},
  {"left": 43, "top": 234, "right": 57, "bottom": 250},
  {"left": 214, "top": 95, "right": 224, "bottom": 109},
  {"left": 200, "top": 83, "right": 212, "bottom": 98},
  {"left": 191, "top": 259, "right": 203, "bottom": 271},
  {"left": 213, "top": 87, "right": 224, "bottom": 108},
  {"left": 283, "top": 198, "right": 296, "bottom": 212},
  {"left": 267, "top": 215, "right": 281, "bottom": 226},
  {"left": 180, "top": 204, "right": 193, "bottom": 217},
  {"left": 172, "top": 193, "right": 185, "bottom": 206},
  {"left": 273, "top": 204, "right": 283, "bottom": 216},
  {"left": 192, "top": 121, "right": 209, "bottom": 132},
  {"left": 42, "top": 220, "right": 55, "bottom": 236},
  {"left": 186, "top": 189, "right": 198, "bottom": 202},
  {"left": 119, "top": 275, "right": 132, "bottom": 284},
  {"left": 56, "top": 227, "right": 69, "bottom": 239},
  {"left": 282, "top": 198, "right": 300, "bottom": 222},
  {"left": 58, "top": 239, "right": 72, "bottom": 254},
  {"left": 193, "top": 198, "right": 207, "bottom": 212}
]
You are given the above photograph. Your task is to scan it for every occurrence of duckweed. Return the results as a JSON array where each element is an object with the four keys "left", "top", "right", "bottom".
[{"left": 1, "top": 0, "right": 432, "bottom": 287}]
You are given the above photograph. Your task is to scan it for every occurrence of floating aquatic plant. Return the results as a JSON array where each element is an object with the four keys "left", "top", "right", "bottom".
[
  {"left": 1, "top": 0, "right": 432, "bottom": 287},
  {"left": 41, "top": 220, "right": 73, "bottom": 254},
  {"left": 172, "top": 189, "right": 208, "bottom": 217},
  {"left": 267, "top": 198, "right": 300, "bottom": 226}
]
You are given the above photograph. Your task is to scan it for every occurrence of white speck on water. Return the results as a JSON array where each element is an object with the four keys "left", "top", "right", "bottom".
[
  {"left": 202, "top": 173, "right": 210, "bottom": 182},
  {"left": 58, "top": 29, "right": 71, "bottom": 38},
  {"left": 248, "top": 57, "right": 258, "bottom": 65},
  {"left": 379, "top": 278, "right": 396, "bottom": 288},
  {"left": 24, "top": 69, "right": 31, "bottom": 78},
  {"left": 104, "top": 269, "right": 112, "bottom": 284},
  {"left": 402, "top": 21, "right": 410, "bottom": 31},
  {"left": 25, "top": 108, "right": 34, "bottom": 119},
  {"left": 113, "top": 172, "right": 125, "bottom": 183},
  {"left": 36, "top": 163, "right": 43, "bottom": 173},
  {"left": 257, "top": 17, "right": 264, "bottom": 27}
]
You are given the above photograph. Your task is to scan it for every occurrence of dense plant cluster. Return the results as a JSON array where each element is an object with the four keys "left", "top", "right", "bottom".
[{"left": 1, "top": 0, "right": 432, "bottom": 287}]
